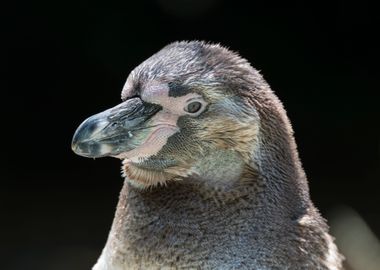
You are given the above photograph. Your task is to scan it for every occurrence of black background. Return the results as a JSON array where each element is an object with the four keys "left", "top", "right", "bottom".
[{"left": 2, "top": 1, "right": 378, "bottom": 269}]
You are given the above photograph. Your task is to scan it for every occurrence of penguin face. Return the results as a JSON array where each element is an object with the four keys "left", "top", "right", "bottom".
[{"left": 72, "top": 41, "right": 260, "bottom": 187}]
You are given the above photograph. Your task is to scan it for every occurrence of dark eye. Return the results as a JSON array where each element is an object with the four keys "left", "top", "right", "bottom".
[{"left": 185, "top": 101, "right": 202, "bottom": 113}]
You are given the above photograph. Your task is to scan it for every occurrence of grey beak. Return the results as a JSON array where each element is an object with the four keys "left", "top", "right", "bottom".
[{"left": 72, "top": 97, "right": 161, "bottom": 158}]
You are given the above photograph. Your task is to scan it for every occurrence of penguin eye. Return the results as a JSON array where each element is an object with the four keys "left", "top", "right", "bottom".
[{"left": 185, "top": 101, "right": 202, "bottom": 114}]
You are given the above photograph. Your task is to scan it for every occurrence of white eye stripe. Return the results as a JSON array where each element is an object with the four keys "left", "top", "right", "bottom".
[{"left": 136, "top": 81, "right": 209, "bottom": 116}]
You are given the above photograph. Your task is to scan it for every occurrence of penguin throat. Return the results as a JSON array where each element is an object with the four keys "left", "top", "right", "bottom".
[
  {"left": 122, "top": 149, "right": 248, "bottom": 190},
  {"left": 122, "top": 159, "right": 193, "bottom": 189},
  {"left": 190, "top": 149, "right": 247, "bottom": 190}
]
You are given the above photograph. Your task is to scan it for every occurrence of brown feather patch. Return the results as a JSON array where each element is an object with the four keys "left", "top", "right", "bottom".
[{"left": 197, "top": 116, "right": 259, "bottom": 162}]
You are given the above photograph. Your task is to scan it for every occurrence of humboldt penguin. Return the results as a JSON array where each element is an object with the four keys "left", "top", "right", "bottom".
[{"left": 72, "top": 41, "right": 343, "bottom": 269}]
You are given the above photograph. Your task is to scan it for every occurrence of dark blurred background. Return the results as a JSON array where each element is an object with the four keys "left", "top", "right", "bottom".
[{"left": 2, "top": 1, "right": 379, "bottom": 269}]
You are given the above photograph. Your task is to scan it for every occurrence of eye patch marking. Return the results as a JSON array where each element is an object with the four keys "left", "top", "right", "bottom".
[
  {"left": 168, "top": 81, "right": 191, "bottom": 97},
  {"left": 140, "top": 81, "right": 207, "bottom": 117}
]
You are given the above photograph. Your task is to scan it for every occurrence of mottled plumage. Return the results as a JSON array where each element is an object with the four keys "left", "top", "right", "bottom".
[{"left": 72, "top": 41, "right": 343, "bottom": 269}]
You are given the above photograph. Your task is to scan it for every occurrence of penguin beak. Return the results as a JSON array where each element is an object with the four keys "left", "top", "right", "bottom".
[{"left": 71, "top": 98, "right": 161, "bottom": 158}]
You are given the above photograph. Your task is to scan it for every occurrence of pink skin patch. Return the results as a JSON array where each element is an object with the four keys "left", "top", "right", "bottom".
[
  {"left": 116, "top": 122, "right": 178, "bottom": 163},
  {"left": 142, "top": 81, "right": 207, "bottom": 117},
  {"left": 121, "top": 78, "right": 134, "bottom": 99},
  {"left": 118, "top": 81, "right": 207, "bottom": 164}
]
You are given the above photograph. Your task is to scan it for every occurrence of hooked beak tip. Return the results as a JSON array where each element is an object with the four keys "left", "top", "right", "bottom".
[
  {"left": 71, "top": 140, "right": 80, "bottom": 155},
  {"left": 71, "top": 131, "right": 80, "bottom": 152}
]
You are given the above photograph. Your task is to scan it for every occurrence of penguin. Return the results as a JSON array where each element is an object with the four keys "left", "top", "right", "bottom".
[{"left": 72, "top": 41, "right": 343, "bottom": 270}]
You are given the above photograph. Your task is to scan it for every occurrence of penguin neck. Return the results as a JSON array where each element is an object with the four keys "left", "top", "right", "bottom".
[
  {"left": 101, "top": 149, "right": 259, "bottom": 262},
  {"left": 98, "top": 141, "right": 311, "bottom": 268},
  {"left": 108, "top": 142, "right": 304, "bottom": 242},
  {"left": 98, "top": 177, "right": 261, "bottom": 268}
]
